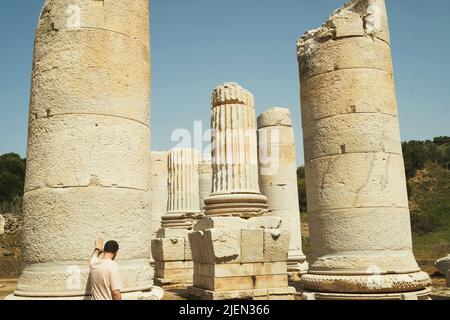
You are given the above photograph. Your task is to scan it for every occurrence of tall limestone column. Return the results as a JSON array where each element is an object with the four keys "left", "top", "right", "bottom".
[
  {"left": 297, "top": 0, "right": 431, "bottom": 300},
  {"left": 189, "top": 83, "right": 295, "bottom": 300},
  {"left": 152, "top": 149, "right": 202, "bottom": 285},
  {"left": 258, "top": 107, "right": 308, "bottom": 280},
  {"left": 12, "top": 0, "right": 158, "bottom": 299}
]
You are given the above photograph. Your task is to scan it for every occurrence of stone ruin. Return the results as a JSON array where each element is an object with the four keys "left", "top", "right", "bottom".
[
  {"left": 297, "top": 0, "right": 431, "bottom": 300},
  {"left": 152, "top": 148, "right": 202, "bottom": 286},
  {"left": 8, "top": 0, "right": 159, "bottom": 300},
  {"left": 188, "top": 83, "right": 295, "bottom": 300},
  {"left": 258, "top": 108, "right": 308, "bottom": 280},
  {"left": 7, "top": 0, "right": 437, "bottom": 300}
]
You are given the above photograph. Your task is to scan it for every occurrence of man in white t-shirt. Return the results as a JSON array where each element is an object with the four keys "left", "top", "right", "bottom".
[{"left": 89, "top": 239, "right": 123, "bottom": 300}]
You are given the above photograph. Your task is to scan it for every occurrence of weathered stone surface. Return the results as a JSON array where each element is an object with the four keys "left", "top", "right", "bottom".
[
  {"left": 303, "top": 113, "right": 402, "bottom": 161},
  {"left": 241, "top": 229, "right": 264, "bottom": 263},
  {"left": 205, "top": 83, "right": 268, "bottom": 218},
  {"left": 198, "top": 158, "right": 212, "bottom": 212},
  {"left": 23, "top": 188, "right": 151, "bottom": 263},
  {"left": 436, "top": 255, "right": 450, "bottom": 276},
  {"left": 0, "top": 215, "right": 5, "bottom": 235},
  {"left": 193, "top": 274, "right": 288, "bottom": 291},
  {"left": 263, "top": 229, "right": 290, "bottom": 263},
  {"left": 208, "top": 228, "right": 242, "bottom": 263},
  {"left": 189, "top": 84, "right": 292, "bottom": 300},
  {"left": 194, "top": 217, "right": 248, "bottom": 231},
  {"left": 247, "top": 216, "right": 282, "bottom": 230},
  {"left": 156, "top": 228, "right": 188, "bottom": 239},
  {"left": 297, "top": 0, "right": 430, "bottom": 296},
  {"left": 25, "top": 116, "right": 151, "bottom": 192},
  {"left": 188, "top": 286, "right": 295, "bottom": 301},
  {"left": 258, "top": 107, "right": 307, "bottom": 275},
  {"left": 194, "top": 262, "right": 287, "bottom": 278},
  {"left": 150, "top": 151, "right": 168, "bottom": 238},
  {"left": 151, "top": 238, "right": 186, "bottom": 262},
  {"left": 15, "top": 0, "right": 155, "bottom": 299},
  {"left": 152, "top": 149, "right": 202, "bottom": 285},
  {"left": 164, "top": 149, "right": 201, "bottom": 226},
  {"left": 300, "top": 69, "right": 398, "bottom": 127}
]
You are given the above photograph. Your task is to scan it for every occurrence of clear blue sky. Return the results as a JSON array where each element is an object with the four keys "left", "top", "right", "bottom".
[{"left": 0, "top": 0, "right": 449, "bottom": 164}]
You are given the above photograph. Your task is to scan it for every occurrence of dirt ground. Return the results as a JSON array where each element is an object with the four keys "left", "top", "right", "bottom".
[{"left": 0, "top": 278, "right": 446, "bottom": 300}]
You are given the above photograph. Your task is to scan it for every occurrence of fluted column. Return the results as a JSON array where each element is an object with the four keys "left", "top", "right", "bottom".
[
  {"left": 162, "top": 148, "right": 202, "bottom": 229},
  {"left": 205, "top": 83, "right": 268, "bottom": 218},
  {"left": 258, "top": 107, "right": 308, "bottom": 277},
  {"left": 14, "top": 0, "right": 153, "bottom": 298},
  {"left": 297, "top": 0, "right": 430, "bottom": 299}
]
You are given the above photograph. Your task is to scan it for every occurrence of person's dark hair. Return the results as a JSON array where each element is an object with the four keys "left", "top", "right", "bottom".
[{"left": 104, "top": 240, "right": 119, "bottom": 254}]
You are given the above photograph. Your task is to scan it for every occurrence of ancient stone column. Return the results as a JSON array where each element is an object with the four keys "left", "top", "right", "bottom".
[
  {"left": 163, "top": 148, "right": 202, "bottom": 228},
  {"left": 150, "top": 152, "right": 169, "bottom": 239},
  {"left": 297, "top": 0, "right": 431, "bottom": 300},
  {"left": 152, "top": 149, "right": 201, "bottom": 285},
  {"left": 189, "top": 83, "right": 295, "bottom": 300},
  {"left": 258, "top": 107, "right": 308, "bottom": 279},
  {"left": 204, "top": 83, "right": 268, "bottom": 218},
  {"left": 198, "top": 157, "right": 212, "bottom": 212},
  {"left": 12, "top": 0, "right": 158, "bottom": 299}
]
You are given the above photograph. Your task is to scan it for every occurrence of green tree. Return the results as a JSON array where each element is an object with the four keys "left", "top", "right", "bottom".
[
  {"left": 0, "top": 153, "right": 26, "bottom": 212},
  {"left": 297, "top": 166, "right": 307, "bottom": 212}
]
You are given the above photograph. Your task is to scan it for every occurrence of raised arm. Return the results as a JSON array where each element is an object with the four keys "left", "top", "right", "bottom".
[{"left": 90, "top": 238, "right": 104, "bottom": 267}]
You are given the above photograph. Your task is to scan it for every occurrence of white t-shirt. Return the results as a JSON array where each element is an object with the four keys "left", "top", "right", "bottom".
[{"left": 89, "top": 256, "right": 123, "bottom": 300}]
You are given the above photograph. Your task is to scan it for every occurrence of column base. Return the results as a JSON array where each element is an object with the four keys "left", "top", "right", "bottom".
[
  {"left": 12, "top": 258, "right": 154, "bottom": 298},
  {"left": 188, "top": 286, "right": 295, "bottom": 300},
  {"left": 204, "top": 193, "right": 268, "bottom": 218},
  {"left": 301, "top": 288, "right": 431, "bottom": 300},
  {"left": 4, "top": 286, "right": 164, "bottom": 300},
  {"left": 300, "top": 271, "right": 431, "bottom": 294}
]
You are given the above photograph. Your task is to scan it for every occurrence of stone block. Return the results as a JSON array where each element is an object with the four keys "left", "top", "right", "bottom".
[
  {"left": 241, "top": 229, "right": 264, "bottom": 263},
  {"left": 247, "top": 216, "right": 282, "bottom": 229},
  {"left": 193, "top": 274, "right": 288, "bottom": 291},
  {"left": 305, "top": 153, "right": 409, "bottom": 212},
  {"left": 156, "top": 228, "right": 189, "bottom": 239},
  {"left": 194, "top": 216, "right": 248, "bottom": 231},
  {"left": 436, "top": 255, "right": 450, "bottom": 276},
  {"left": 330, "top": 10, "right": 365, "bottom": 38},
  {"left": 207, "top": 228, "right": 242, "bottom": 264},
  {"left": 184, "top": 235, "right": 193, "bottom": 261},
  {"left": 155, "top": 260, "right": 193, "bottom": 271},
  {"left": 263, "top": 229, "right": 290, "bottom": 262},
  {"left": 151, "top": 238, "right": 185, "bottom": 262},
  {"left": 254, "top": 262, "right": 287, "bottom": 276},
  {"left": 257, "top": 107, "right": 292, "bottom": 128}
]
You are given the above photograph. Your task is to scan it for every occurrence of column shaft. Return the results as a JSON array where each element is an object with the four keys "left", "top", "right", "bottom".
[
  {"left": 205, "top": 83, "right": 267, "bottom": 218},
  {"left": 16, "top": 0, "right": 153, "bottom": 298},
  {"left": 258, "top": 108, "right": 308, "bottom": 277},
  {"left": 297, "top": 0, "right": 430, "bottom": 297}
]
